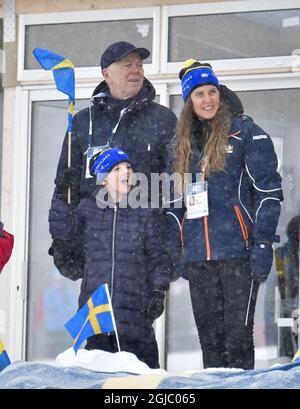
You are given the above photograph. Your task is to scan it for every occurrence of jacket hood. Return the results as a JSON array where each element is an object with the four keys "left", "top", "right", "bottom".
[
  {"left": 91, "top": 78, "right": 156, "bottom": 111},
  {"left": 228, "top": 114, "right": 254, "bottom": 136},
  {"left": 220, "top": 85, "right": 244, "bottom": 117}
]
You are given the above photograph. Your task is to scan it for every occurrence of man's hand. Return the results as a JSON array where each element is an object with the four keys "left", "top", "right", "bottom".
[{"left": 55, "top": 167, "right": 79, "bottom": 202}]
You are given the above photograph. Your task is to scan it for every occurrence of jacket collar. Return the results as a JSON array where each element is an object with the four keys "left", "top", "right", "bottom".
[
  {"left": 91, "top": 78, "right": 156, "bottom": 113},
  {"left": 93, "top": 187, "right": 132, "bottom": 210}
]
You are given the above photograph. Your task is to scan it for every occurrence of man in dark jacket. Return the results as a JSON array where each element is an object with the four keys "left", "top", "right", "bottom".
[
  {"left": 54, "top": 41, "right": 178, "bottom": 205},
  {"left": 49, "top": 41, "right": 178, "bottom": 277}
]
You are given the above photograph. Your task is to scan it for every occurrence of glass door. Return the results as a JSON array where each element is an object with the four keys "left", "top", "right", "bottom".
[
  {"left": 25, "top": 84, "right": 164, "bottom": 362},
  {"left": 26, "top": 98, "right": 89, "bottom": 360}
]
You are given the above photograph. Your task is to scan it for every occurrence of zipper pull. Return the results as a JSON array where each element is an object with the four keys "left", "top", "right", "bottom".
[{"left": 147, "top": 143, "right": 151, "bottom": 151}]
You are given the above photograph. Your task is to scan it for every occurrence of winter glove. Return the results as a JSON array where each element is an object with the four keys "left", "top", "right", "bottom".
[
  {"left": 250, "top": 242, "right": 273, "bottom": 283},
  {"left": 49, "top": 238, "right": 85, "bottom": 281},
  {"left": 49, "top": 199, "right": 75, "bottom": 240},
  {"left": 55, "top": 167, "right": 80, "bottom": 203},
  {"left": 147, "top": 290, "right": 166, "bottom": 322}
]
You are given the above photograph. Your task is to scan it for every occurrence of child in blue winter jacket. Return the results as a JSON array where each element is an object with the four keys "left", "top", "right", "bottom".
[{"left": 49, "top": 147, "right": 172, "bottom": 368}]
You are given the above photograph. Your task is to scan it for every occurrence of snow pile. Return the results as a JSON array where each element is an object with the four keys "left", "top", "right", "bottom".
[
  {"left": 0, "top": 361, "right": 126, "bottom": 389},
  {"left": 55, "top": 347, "right": 167, "bottom": 375},
  {"left": 159, "top": 360, "right": 300, "bottom": 389}
]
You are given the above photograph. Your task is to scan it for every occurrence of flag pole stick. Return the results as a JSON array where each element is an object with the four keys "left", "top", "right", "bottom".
[
  {"left": 67, "top": 130, "right": 72, "bottom": 205},
  {"left": 105, "top": 284, "right": 121, "bottom": 352}
]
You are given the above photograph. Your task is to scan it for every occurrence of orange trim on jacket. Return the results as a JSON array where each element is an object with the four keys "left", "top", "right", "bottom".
[
  {"left": 234, "top": 206, "right": 249, "bottom": 249},
  {"left": 203, "top": 216, "right": 211, "bottom": 260}
]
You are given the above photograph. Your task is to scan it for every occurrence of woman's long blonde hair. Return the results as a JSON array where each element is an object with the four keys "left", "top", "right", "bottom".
[{"left": 174, "top": 93, "right": 231, "bottom": 191}]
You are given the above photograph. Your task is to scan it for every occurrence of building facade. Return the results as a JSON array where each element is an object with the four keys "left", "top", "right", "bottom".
[{"left": 0, "top": 0, "right": 299, "bottom": 371}]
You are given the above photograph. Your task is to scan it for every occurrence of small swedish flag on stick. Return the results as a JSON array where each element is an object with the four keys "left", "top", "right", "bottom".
[
  {"left": 64, "top": 283, "right": 119, "bottom": 353},
  {"left": 32, "top": 48, "right": 75, "bottom": 204}
]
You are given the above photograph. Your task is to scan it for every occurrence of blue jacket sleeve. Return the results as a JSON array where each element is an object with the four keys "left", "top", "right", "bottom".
[
  {"left": 243, "top": 120, "right": 283, "bottom": 243},
  {"left": 144, "top": 209, "right": 173, "bottom": 291},
  {"left": 48, "top": 197, "right": 80, "bottom": 240},
  {"left": 163, "top": 139, "right": 186, "bottom": 258}
]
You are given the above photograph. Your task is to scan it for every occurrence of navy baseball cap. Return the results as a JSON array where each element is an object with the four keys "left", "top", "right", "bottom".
[{"left": 100, "top": 41, "right": 150, "bottom": 69}]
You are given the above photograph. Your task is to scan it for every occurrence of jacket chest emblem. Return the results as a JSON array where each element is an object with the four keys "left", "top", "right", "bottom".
[{"left": 225, "top": 143, "right": 234, "bottom": 154}]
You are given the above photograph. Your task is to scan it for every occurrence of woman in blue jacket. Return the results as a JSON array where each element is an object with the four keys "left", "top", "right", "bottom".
[{"left": 167, "top": 59, "right": 283, "bottom": 369}]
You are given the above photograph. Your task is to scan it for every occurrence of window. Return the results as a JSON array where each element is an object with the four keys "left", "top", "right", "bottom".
[
  {"left": 18, "top": 7, "right": 160, "bottom": 81},
  {"left": 25, "top": 20, "right": 153, "bottom": 69},
  {"left": 169, "top": 10, "right": 300, "bottom": 61},
  {"left": 162, "top": 0, "right": 300, "bottom": 74}
]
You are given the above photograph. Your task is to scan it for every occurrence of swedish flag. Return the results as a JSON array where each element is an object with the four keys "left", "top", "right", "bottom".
[
  {"left": 32, "top": 48, "right": 75, "bottom": 132},
  {"left": 65, "top": 284, "right": 116, "bottom": 353},
  {"left": 0, "top": 339, "right": 11, "bottom": 372}
]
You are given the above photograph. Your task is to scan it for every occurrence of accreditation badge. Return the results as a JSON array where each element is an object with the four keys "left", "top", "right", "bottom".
[
  {"left": 185, "top": 181, "right": 209, "bottom": 219},
  {"left": 85, "top": 145, "right": 107, "bottom": 179}
]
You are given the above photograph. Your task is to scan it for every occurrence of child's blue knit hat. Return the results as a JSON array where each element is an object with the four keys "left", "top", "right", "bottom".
[
  {"left": 89, "top": 147, "right": 131, "bottom": 184},
  {"left": 180, "top": 59, "right": 220, "bottom": 102}
]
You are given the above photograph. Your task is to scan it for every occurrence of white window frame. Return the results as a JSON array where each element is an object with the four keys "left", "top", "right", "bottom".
[
  {"left": 168, "top": 71, "right": 300, "bottom": 94},
  {"left": 18, "top": 7, "right": 161, "bottom": 83},
  {"left": 161, "top": 0, "right": 300, "bottom": 75}
]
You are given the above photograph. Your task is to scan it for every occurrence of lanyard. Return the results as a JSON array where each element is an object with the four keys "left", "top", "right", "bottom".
[{"left": 88, "top": 94, "right": 134, "bottom": 148}]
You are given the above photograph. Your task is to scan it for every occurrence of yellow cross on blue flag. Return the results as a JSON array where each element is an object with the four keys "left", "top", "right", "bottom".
[
  {"left": 0, "top": 338, "right": 11, "bottom": 372},
  {"left": 32, "top": 48, "right": 75, "bottom": 132},
  {"left": 65, "top": 283, "right": 116, "bottom": 353}
]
